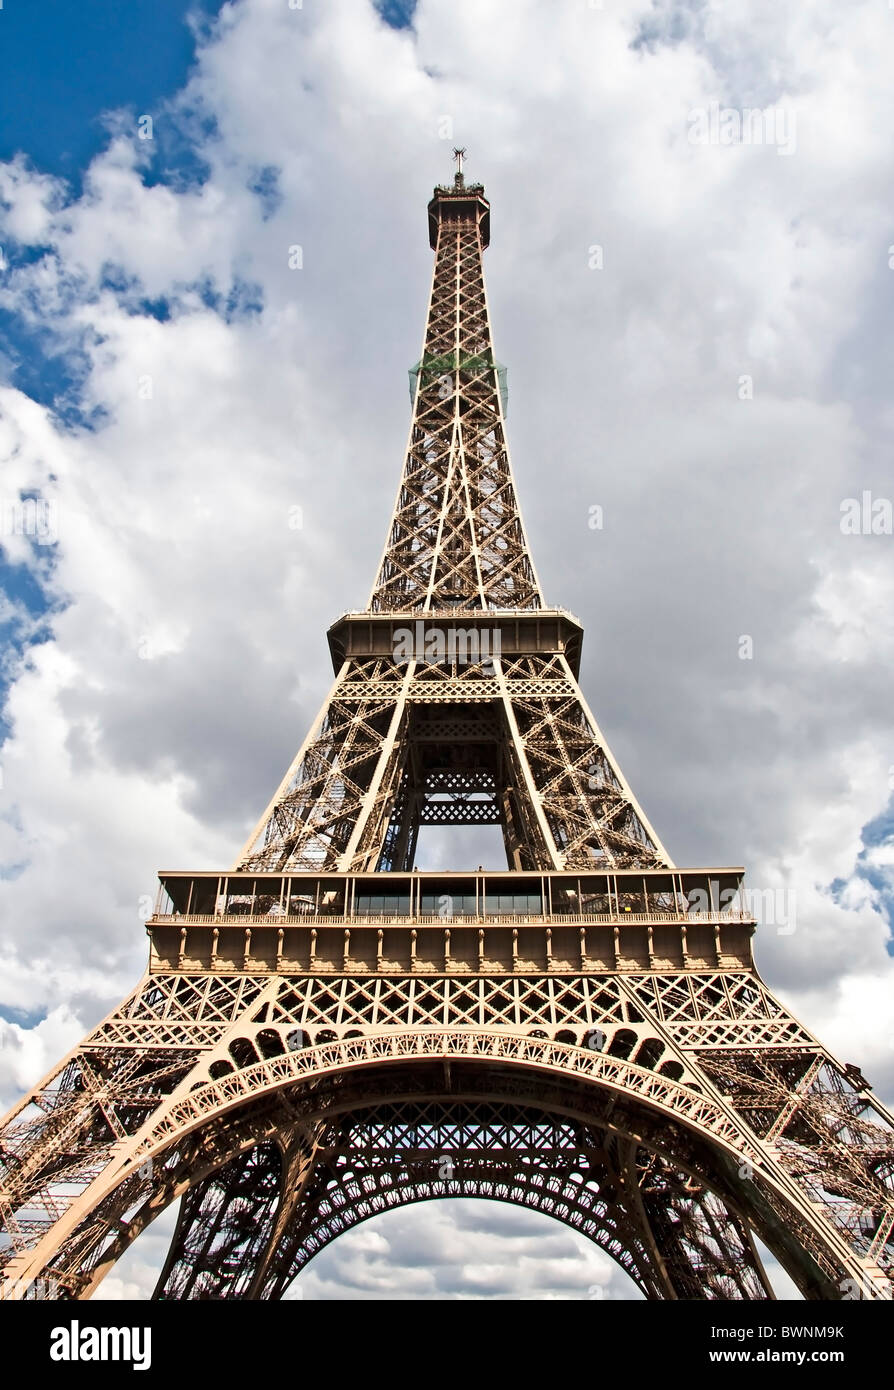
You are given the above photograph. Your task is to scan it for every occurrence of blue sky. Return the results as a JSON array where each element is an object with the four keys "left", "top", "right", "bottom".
[
  {"left": 0, "top": 3, "right": 223, "bottom": 729},
  {"left": 0, "top": 0, "right": 226, "bottom": 182},
  {"left": 0, "top": 0, "right": 227, "bottom": 736},
  {"left": 0, "top": 0, "right": 225, "bottom": 411}
]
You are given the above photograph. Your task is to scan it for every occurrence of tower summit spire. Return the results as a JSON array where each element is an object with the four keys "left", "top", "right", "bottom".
[{"left": 452, "top": 145, "right": 466, "bottom": 187}]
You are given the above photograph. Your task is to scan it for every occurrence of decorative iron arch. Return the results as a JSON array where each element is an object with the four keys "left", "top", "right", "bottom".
[
  {"left": 8, "top": 1030, "right": 862, "bottom": 1302},
  {"left": 157, "top": 1094, "right": 773, "bottom": 1302}
]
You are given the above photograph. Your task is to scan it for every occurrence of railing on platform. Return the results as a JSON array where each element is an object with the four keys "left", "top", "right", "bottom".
[{"left": 147, "top": 909, "right": 755, "bottom": 928}]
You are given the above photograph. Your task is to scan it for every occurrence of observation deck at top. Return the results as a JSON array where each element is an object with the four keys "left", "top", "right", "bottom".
[{"left": 428, "top": 172, "right": 491, "bottom": 249}]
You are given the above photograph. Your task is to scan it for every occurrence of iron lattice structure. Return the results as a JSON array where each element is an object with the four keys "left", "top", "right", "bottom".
[{"left": 1, "top": 166, "right": 893, "bottom": 1303}]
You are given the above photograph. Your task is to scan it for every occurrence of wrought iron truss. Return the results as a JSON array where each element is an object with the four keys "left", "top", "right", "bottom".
[{"left": 1, "top": 165, "right": 892, "bottom": 1303}]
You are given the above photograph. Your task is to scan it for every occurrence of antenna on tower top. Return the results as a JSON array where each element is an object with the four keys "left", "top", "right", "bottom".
[{"left": 453, "top": 146, "right": 466, "bottom": 186}]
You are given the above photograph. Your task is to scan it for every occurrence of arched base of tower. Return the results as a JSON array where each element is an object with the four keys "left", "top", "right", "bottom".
[
  {"left": 20, "top": 1044, "right": 848, "bottom": 1303},
  {"left": 149, "top": 1087, "right": 777, "bottom": 1302}
]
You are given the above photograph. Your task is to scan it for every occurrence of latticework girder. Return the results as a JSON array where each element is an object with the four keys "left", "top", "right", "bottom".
[
  {"left": 237, "top": 651, "right": 668, "bottom": 873},
  {"left": 369, "top": 181, "right": 540, "bottom": 614}
]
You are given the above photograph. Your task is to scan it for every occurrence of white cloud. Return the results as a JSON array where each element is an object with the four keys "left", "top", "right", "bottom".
[{"left": 0, "top": 1005, "right": 86, "bottom": 1102}]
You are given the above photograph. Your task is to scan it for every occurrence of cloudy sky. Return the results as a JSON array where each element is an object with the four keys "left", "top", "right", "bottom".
[{"left": 1, "top": 0, "right": 893, "bottom": 1300}]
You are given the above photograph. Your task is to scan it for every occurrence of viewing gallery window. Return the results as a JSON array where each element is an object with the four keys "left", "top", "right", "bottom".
[{"left": 355, "top": 893, "right": 412, "bottom": 916}]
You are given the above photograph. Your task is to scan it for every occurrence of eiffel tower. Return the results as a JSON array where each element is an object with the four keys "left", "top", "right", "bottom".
[{"left": 2, "top": 154, "right": 893, "bottom": 1304}]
